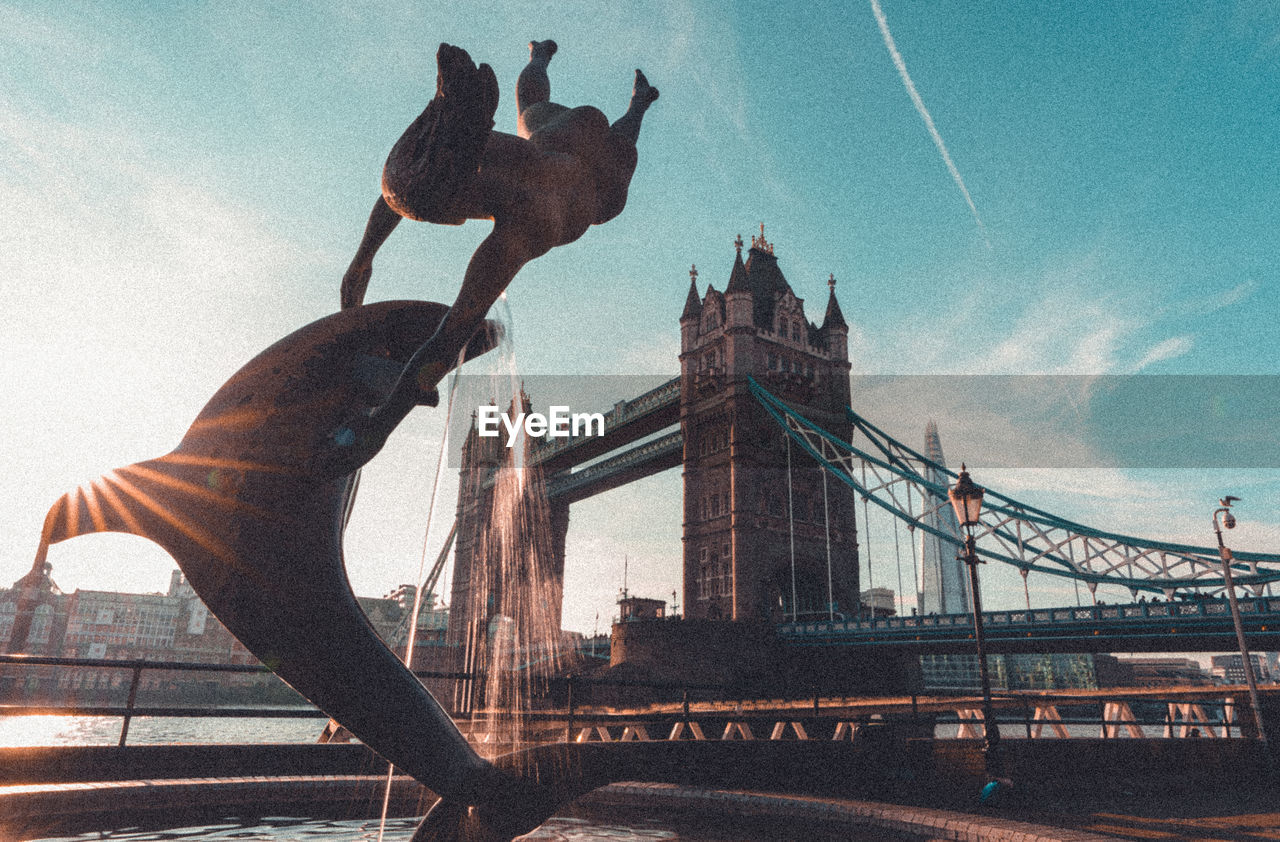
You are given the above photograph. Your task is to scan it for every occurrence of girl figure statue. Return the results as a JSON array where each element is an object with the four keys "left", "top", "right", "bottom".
[{"left": 336, "top": 41, "right": 658, "bottom": 456}]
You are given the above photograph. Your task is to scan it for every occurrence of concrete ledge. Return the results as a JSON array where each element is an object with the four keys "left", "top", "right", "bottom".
[
  {"left": 0, "top": 775, "right": 432, "bottom": 837},
  {"left": 583, "top": 782, "right": 1123, "bottom": 842},
  {"left": 1, "top": 775, "right": 1122, "bottom": 841}
]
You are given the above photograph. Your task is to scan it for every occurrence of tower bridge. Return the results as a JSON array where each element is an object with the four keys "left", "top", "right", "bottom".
[{"left": 447, "top": 230, "right": 1280, "bottom": 669}]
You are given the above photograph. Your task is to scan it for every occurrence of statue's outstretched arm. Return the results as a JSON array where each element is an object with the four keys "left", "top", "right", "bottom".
[
  {"left": 341, "top": 196, "right": 402, "bottom": 309},
  {"left": 363, "top": 223, "right": 543, "bottom": 443}
]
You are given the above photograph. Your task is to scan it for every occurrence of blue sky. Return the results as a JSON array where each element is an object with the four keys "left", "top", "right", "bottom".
[{"left": 3, "top": 1, "right": 1278, "bottom": 633}]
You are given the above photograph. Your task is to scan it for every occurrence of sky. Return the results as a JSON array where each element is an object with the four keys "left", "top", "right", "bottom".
[{"left": 3, "top": 0, "right": 1279, "bottom": 636}]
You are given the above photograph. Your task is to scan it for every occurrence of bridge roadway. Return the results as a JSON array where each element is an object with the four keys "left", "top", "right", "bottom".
[
  {"left": 778, "top": 595, "right": 1280, "bottom": 654},
  {"left": 530, "top": 377, "right": 680, "bottom": 477}
]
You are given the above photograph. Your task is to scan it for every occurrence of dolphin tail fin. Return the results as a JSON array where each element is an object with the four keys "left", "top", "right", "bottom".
[{"left": 33, "top": 459, "right": 175, "bottom": 570}]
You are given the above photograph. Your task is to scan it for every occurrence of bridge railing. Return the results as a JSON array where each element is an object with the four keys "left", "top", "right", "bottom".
[{"left": 777, "top": 595, "right": 1280, "bottom": 637}]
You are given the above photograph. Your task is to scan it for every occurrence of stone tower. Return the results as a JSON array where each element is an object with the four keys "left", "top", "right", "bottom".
[{"left": 679, "top": 228, "right": 858, "bottom": 621}]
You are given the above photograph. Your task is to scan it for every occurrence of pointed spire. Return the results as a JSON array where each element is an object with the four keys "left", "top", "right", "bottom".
[
  {"left": 822, "top": 272, "right": 847, "bottom": 330},
  {"left": 924, "top": 420, "right": 946, "bottom": 468},
  {"left": 726, "top": 236, "right": 750, "bottom": 294},
  {"left": 681, "top": 264, "right": 702, "bottom": 320}
]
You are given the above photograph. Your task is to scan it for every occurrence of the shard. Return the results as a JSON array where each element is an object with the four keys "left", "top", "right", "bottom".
[{"left": 918, "top": 421, "right": 971, "bottom": 615}]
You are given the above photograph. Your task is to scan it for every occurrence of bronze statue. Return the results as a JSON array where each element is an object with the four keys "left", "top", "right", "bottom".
[
  {"left": 31, "top": 40, "right": 662, "bottom": 842},
  {"left": 340, "top": 40, "right": 658, "bottom": 399}
]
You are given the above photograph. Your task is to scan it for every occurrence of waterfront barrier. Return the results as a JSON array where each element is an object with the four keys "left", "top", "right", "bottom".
[{"left": 4, "top": 653, "right": 1275, "bottom": 750}]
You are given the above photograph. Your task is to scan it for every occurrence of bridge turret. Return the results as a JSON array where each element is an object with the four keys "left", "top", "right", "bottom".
[
  {"left": 724, "top": 234, "right": 753, "bottom": 330},
  {"left": 680, "top": 264, "right": 702, "bottom": 352},
  {"left": 821, "top": 273, "right": 848, "bottom": 364}
]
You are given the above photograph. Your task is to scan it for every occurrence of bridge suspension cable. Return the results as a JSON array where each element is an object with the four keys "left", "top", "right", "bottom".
[{"left": 747, "top": 377, "right": 1280, "bottom": 593}]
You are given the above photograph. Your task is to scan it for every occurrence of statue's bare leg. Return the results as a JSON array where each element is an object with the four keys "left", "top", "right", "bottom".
[
  {"left": 340, "top": 44, "right": 496, "bottom": 310},
  {"left": 610, "top": 69, "right": 659, "bottom": 146},
  {"left": 340, "top": 197, "right": 402, "bottom": 309},
  {"left": 516, "top": 40, "right": 558, "bottom": 138},
  {"left": 592, "top": 70, "right": 660, "bottom": 225}
]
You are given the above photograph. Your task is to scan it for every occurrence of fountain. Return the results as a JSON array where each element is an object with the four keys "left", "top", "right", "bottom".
[{"left": 21, "top": 39, "right": 660, "bottom": 842}]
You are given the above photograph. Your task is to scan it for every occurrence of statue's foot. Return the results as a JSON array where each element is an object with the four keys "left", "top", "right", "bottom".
[
  {"left": 529, "top": 39, "right": 557, "bottom": 62},
  {"left": 632, "top": 69, "right": 659, "bottom": 108}
]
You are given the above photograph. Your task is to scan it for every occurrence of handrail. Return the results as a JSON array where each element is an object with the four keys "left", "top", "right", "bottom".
[
  {"left": 0, "top": 653, "right": 475, "bottom": 679},
  {"left": 0, "top": 655, "right": 482, "bottom": 745},
  {"left": 0, "top": 704, "right": 328, "bottom": 718}
]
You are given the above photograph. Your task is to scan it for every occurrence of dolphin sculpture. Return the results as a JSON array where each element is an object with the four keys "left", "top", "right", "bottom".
[
  {"left": 23, "top": 301, "right": 934, "bottom": 841},
  {"left": 26, "top": 300, "right": 561, "bottom": 838}
]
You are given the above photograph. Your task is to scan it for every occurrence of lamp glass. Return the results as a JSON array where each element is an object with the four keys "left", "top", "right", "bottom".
[{"left": 948, "top": 469, "right": 985, "bottom": 527}]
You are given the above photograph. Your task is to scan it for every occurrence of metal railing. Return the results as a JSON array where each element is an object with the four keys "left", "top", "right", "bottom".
[
  {"left": 2, "top": 653, "right": 1267, "bottom": 749},
  {"left": 0, "top": 654, "right": 473, "bottom": 747},
  {"left": 778, "top": 596, "right": 1280, "bottom": 640}
]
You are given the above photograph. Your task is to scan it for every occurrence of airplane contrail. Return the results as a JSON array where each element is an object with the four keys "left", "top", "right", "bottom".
[{"left": 869, "top": 0, "right": 990, "bottom": 246}]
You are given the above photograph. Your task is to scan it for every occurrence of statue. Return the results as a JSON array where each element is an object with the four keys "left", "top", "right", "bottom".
[
  {"left": 29, "top": 302, "right": 553, "bottom": 833},
  {"left": 335, "top": 41, "right": 658, "bottom": 467},
  {"left": 30, "top": 40, "right": 662, "bottom": 842}
]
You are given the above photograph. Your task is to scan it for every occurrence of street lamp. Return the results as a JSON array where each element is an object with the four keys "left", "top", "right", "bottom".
[
  {"left": 949, "top": 464, "right": 1001, "bottom": 764},
  {"left": 1212, "top": 496, "right": 1268, "bottom": 744}
]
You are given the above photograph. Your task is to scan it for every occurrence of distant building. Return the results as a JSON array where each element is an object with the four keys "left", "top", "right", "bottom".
[
  {"left": 1004, "top": 653, "right": 1097, "bottom": 690},
  {"left": 918, "top": 422, "right": 970, "bottom": 616},
  {"left": 920, "top": 653, "right": 1004, "bottom": 692},
  {"left": 860, "top": 587, "right": 896, "bottom": 617},
  {"left": 921, "top": 653, "right": 1097, "bottom": 692},
  {"left": 1096, "top": 655, "right": 1211, "bottom": 687},
  {"left": 1211, "top": 653, "right": 1273, "bottom": 685},
  {"left": 618, "top": 596, "right": 667, "bottom": 621},
  {"left": 1, "top": 565, "right": 448, "bottom": 703},
  {"left": 0, "top": 562, "right": 69, "bottom": 656}
]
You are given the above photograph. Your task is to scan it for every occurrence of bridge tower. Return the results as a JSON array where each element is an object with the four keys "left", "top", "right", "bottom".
[{"left": 679, "top": 228, "right": 859, "bottom": 621}]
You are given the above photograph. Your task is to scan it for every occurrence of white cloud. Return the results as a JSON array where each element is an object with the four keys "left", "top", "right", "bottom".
[
  {"left": 1133, "top": 335, "right": 1194, "bottom": 372},
  {"left": 1174, "top": 279, "right": 1259, "bottom": 318}
]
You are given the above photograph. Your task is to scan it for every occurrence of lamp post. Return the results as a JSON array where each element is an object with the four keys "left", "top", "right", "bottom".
[
  {"left": 949, "top": 465, "right": 1000, "bottom": 764},
  {"left": 1212, "top": 496, "right": 1268, "bottom": 744}
]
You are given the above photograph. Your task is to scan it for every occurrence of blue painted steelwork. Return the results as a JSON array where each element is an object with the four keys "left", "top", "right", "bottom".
[
  {"left": 747, "top": 377, "right": 1280, "bottom": 593},
  {"left": 778, "top": 595, "right": 1280, "bottom": 648}
]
